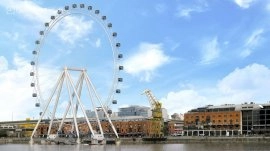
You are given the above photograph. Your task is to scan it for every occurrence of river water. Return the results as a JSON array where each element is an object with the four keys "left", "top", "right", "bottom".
[{"left": 1, "top": 143, "right": 270, "bottom": 151}]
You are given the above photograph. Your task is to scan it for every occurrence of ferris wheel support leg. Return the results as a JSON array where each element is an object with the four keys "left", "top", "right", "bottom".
[
  {"left": 103, "top": 107, "right": 119, "bottom": 138},
  {"left": 58, "top": 101, "right": 71, "bottom": 132},
  {"left": 48, "top": 77, "right": 64, "bottom": 136},
  {"left": 29, "top": 138, "right": 34, "bottom": 145},
  {"left": 66, "top": 71, "right": 96, "bottom": 138},
  {"left": 62, "top": 73, "right": 84, "bottom": 133},
  {"left": 65, "top": 70, "right": 81, "bottom": 141},
  {"left": 84, "top": 71, "right": 104, "bottom": 136},
  {"left": 30, "top": 71, "right": 65, "bottom": 142},
  {"left": 76, "top": 138, "right": 81, "bottom": 144},
  {"left": 91, "top": 101, "right": 104, "bottom": 136},
  {"left": 60, "top": 73, "right": 84, "bottom": 134},
  {"left": 84, "top": 72, "right": 119, "bottom": 138},
  {"left": 74, "top": 72, "right": 84, "bottom": 126}
]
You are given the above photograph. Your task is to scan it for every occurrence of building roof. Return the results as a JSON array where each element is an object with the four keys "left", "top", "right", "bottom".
[{"left": 187, "top": 102, "right": 269, "bottom": 113}]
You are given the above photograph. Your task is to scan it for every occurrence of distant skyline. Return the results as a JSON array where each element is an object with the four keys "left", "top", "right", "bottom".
[{"left": 1, "top": 0, "right": 270, "bottom": 121}]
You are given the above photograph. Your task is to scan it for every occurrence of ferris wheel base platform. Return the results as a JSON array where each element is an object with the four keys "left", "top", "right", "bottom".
[{"left": 82, "top": 138, "right": 120, "bottom": 145}]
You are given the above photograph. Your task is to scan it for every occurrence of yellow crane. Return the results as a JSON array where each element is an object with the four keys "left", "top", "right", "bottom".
[{"left": 142, "top": 89, "right": 164, "bottom": 138}]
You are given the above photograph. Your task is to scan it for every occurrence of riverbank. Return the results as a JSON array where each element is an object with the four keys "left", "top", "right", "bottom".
[
  {"left": 0, "top": 138, "right": 30, "bottom": 144},
  {"left": 1, "top": 136, "right": 270, "bottom": 145},
  {"left": 123, "top": 136, "right": 270, "bottom": 144},
  {"left": 168, "top": 136, "right": 270, "bottom": 144}
]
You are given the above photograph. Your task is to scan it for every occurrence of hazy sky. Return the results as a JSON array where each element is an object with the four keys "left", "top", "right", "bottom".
[{"left": 0, "top": 0, "right": 270, "bottom": 121}]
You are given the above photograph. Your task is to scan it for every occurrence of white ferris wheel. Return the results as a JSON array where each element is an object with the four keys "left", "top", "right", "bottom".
[{"left": 29, "top": 3, "right": 123, "bottom": 143}]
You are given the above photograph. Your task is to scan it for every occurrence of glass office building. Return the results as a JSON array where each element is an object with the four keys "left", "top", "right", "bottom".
[
  {"left": 118, "top": 105, "right": 150, "bottom": 117},
  {"left": 241, "top": 104, "right": 270, "bottom": 135}
]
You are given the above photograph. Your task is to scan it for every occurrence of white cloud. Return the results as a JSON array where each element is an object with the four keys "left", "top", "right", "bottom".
[
  {"left": 0, "top": 31, "right": 19, "bottom": 41},
  {"left": 176, "top": 8, "right": 196, "bottom": 18},
  {"left": 0, "top": 56, "right": 8, "bottom": 71},
  {"left": 0, "top": 31, "right": 29, "bottom": 53},
  {"left": 266, "top": 3, "right": 270, "bottom": 12},
  {"left": 162, "top": 63, "right": 270, "bottom": 116},
  {"left": 124, "top": 43, "right": 170, "bottom": 82},
  {"left": 37, "top": 65, "right": 61, "bottom": 103},
  {"left": 0, "top": 0, "right": 94, "bottom": 45},
  {"left": 95, "top": 38, "right": 101, "bottom": 48},
  {"left": 0, "top": 55, "right": 35, "bottom": 121},
  {"left": 240, "top": 29, "right": 264, "bottom": 58},
  {"left": 245, "top": 29, "right": 264, "bottom": 47},
  {"left": 234, "top": 0, "right": 256, "bottom": 9},
  {"left": 0, "top": 54, "right": 64, "bottom": 121},
  {"left": 240, "top": 49, "right": 252, "bottom": 58},
  {"left": 218, "top": 63, "right": 270, "bottom": 99},
  {"left": 175, "top": 1, "right": 208, "bottom": 18},
  {"left": 0, "top": 0, "right": 54, "bottom": 23},
  {"left": 200, "top": 37, "right": 220, "bottom": 64},
  {"left": 161, "top": 89, "right": 207, "bottom": 115},
  {"left": 55, "top": 16, "right": 94, "bottom": 44}
]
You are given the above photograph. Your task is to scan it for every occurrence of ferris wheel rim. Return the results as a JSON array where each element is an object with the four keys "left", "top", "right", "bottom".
[{"left": 30, "top": 3, "right": 123, "bottom": 112}]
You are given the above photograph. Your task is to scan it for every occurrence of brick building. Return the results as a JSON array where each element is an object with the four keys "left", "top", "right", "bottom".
[{"left": 184, "top": 102, "right": 270, "bottom": 136}]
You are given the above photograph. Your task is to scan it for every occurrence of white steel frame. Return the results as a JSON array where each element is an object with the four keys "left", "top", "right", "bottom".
[{"left": 30, "top": 67, "right": 118, "bottom": 144}]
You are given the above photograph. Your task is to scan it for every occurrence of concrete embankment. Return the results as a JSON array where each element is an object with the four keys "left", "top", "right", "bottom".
[
  {"left": 1, "top": 136, "right": 270, "bottom": 145},
  {"left": 121, "top": 136, "right": 270, "bottom": 144},
  {"left": 165, "top": 136, "right": 270, "bottom": 144},
  {"left": 0, "top": 138, "right": 30, "bottom": 144}
]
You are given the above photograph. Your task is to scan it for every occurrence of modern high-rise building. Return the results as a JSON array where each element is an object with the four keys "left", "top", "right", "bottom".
[
  {"left": 117, "top": 105, "right": 169, "bottom": 120},
  {"left": 118, "top": 105, "right": 151, "bottom": 117}
]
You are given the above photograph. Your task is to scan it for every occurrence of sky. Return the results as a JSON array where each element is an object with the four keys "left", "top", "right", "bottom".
[{"left": 1, "top": 0, "right": 270, "bottom": 121}]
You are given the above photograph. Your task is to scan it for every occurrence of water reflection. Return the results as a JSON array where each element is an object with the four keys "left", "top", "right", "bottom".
[{"left": 1, "top": 143, "right": 270, "bottom": 151}]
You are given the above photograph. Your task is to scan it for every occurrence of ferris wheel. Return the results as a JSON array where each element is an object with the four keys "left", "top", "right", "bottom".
[
  {"left": 29, "top": 3, "right": 123, "bottom": 143},
  {"left": 29, "top": 3, "right": 123, "bottom": 116}
]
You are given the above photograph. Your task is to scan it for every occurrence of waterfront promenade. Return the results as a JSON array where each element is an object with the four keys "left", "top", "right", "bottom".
[{"left": 1, "top": 136, "right": 270, "bottom": 145}]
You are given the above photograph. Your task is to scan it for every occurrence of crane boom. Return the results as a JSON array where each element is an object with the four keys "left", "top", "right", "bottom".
[
  {"left": 142, "top": 89, "right": 164, "bottom": 138},
  {"left": 142, "top": 89, "right": 162, "bottom": 119}
]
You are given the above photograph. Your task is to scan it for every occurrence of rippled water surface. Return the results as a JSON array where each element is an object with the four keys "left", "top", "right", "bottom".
[{"left": 1, "top": 143, "right": 270, "bottom": 151}]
